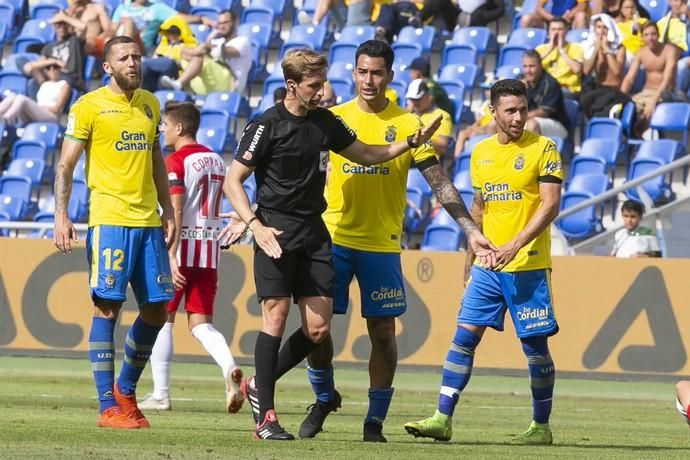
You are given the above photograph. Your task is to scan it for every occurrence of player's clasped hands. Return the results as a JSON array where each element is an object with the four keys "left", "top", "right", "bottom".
[
  {"left": 492, "top": 241, "right": 521, "bottom": 271},
  {"left": 467, "top": 229, "right": 498, "bottom": 269}
]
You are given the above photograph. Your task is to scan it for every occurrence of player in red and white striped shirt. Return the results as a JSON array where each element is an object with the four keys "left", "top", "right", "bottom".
[{"left": 140, "top": 101, "right": 244, "bottom": 414}]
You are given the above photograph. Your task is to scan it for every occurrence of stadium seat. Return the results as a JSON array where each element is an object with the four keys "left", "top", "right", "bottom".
[
  {"left": 568, "top": 156, "right": 607, "bottom": 186},
  {"left": 620, "top": 101, "right": 636, "bottom": 138},
  {"left": 190, "top": 0, "right": 234, "bottom": 17},
  {"left": 513, "top": 0, "right": 538, "bottom": 29},
  {"left": 649, "top": 102, "right": 690, "bottom": 147},
  {"left": 31, "top": 211, "right": 54, "bottom": 239},
  {"left": 30, "top": 0, "right": 67, "bottom": 20},
  {"left": 73, "top": 157, "right": 86, "bottom": 183},
  {"left": 438, "top": 64, "right": 478, "bottom": 101},
  {"left": 329, "top": 42, "right": 358, "bottom": 65},
  {"left": 262, "top": 65, "right": 286, "bottom": 100},
  {"left": 566, "top": 28, "right": 589, "bottom": 44},
  {"left": 280, "top": 41, "right": 315, "bottom": 59},
  {"left": 280, "top": 24, "right": 327, "bottom": 58},
  {"left": 453, "top": 151, "right": 471, "bottom": 175},
  {"left": 0, "top": 210, "right": 10, "bottom": 235},
  {"left": 13, "top": 19, "right": 55, "bottom": 54},
  {"left": 328, "top": 78, "right": 354, "bottom": 104},
  {"left": 392, "top": 43, "right": 422, "bottom": 67},
  {"left": 494, "top": 64, "right": 522, "bottom": 81},
  {"left": 498, "top": 44, "right": 529, "bottom": 67},
  {"left": 506, "top": 28, "right": 547, "bottom": 48},
  {"left": 407, "top": 167, "right": 432, "bottom": 197},
  {"left": 635, "top": 139, "right": 683, "bottom": 163},
  {"left": 639, "top": 0, "right": 669, "bottom": 22},
  {"left": 420, "top": 209, "right": 463, "bottom": 251},
  {"left": 440, "top": 43, "right": 478, "bottom": 69},
  {"left": 154, "top": 90, "right": 192, "bottom": 109},
  {"left": 585, "top": 117, "right": 623, "bottom": 142},
  {"left": 2, "top": 52, "right": 40, "bottom": 72},
  {"left": 387, "top": 80, "right": 407, "bottom": 106},
  {"left": 0, "top": 175, "right": 32, "bottom": 216},
  {"left": 578, "top": 137, "right": 620, "bottom": 172},
  {"left": 198, "top": 109, "right": 231, "bottom": 153},
  {"left": 0, "top": 70, "right": 28, "bottom": 96},
  {"left": 397, "top": 26, "right": 435, "bottom": 54},
  {"left": 566, "top": 173, "right": 609, "bottom": 195},
  {"left": 625, "top": 157, "right": 675, "bottom": 203},
  {"left": 327, "top": 61, "right": 354, "bottom": 82},
  {"left": 10, "top": 140, "right": 47, "bottom": 161},
  {"left": 0, "top": 194, "right": 23, "bottom": 220},
  {"left": 338, "top": 25, "right": 375, "bottom": 44},
  {"left": 241, "top": 7, "right": 280, "bottom": 46},
  {"left": 557, "top": 191, "right": 605, "bottom": 240},
  {"left": 70, "top": 178, "right": 89, "bottom": 222},
  {"left": 204, "top": 91, "right": 249, "bottom": 133},
  {"left": 403, "top": 186, "right": 429, "bottom": 235},
  {"left": 250, "top": 95, "right": 275, "bottom": 120},
  {"left": 6, "top": 158, "right": 45, "bottom": 187},
  {"left": 189, "top": 23, "right": 213, "bottom": 43},
  {"left": 21, "top": 122, "right": 61, "bottom": 152},
  {"left": 451, "top": 27, "right": 493, "bottom": 56},
  {"left": 452, "top": 170, "right": 472, "bottom": 190},
  {"left": 436, "top": 79, "right": 465, "bottom": 124},
  {"left": 0, "top": 4, "right": 15, "bottom": 40},
  {"left": 237, "top": 22, "right": 271, "bottom": 58}
]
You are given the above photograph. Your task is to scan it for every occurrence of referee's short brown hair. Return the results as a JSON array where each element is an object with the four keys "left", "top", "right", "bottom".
[
  {"left": 282, "top": 48, "right": 328, "bottom": 84},
  {"left": 163, "top": 101, "right": 200, "bottom": 138}
]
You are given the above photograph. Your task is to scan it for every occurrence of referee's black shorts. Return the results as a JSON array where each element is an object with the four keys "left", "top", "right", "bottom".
[{"left": 253, "top": 210, "right": 333, "bottom": 303}]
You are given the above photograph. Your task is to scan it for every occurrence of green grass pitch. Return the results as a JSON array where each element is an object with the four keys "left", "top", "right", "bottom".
[{"left": 0, "top": 356, "right": 689, "bottom": 459}]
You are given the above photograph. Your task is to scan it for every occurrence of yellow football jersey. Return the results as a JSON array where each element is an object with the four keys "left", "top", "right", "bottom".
[
  {"left": 324, "top": 98, "right": 437, "bottom": 252},
  {"left": 66, "top": 86, "right": 162, "bottom": 227},
  {"left": 470, "top": 130, "right": 563, "bottom": 272}
]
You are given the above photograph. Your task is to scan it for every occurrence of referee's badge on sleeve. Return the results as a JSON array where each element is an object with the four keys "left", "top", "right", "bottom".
[{"left": 319, "top": 151, "right": 328, "bottom": 171}]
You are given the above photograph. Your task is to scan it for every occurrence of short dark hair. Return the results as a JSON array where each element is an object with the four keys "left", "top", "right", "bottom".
[
  {"left": 163, "top": 101, "right": 200, "bottom": 139},
  {"left": 621, "top": 199, "right": 645, "bottom": 216},
  {"left": 490, "top": 78, "right": 527, "bottom": 107},
  {"left": 273, "top": 86, "right": 287, "bottom": 103},
  {"left": 103, "top": 35, "right": 138, "bottom": 60},
  {"left": 641, "top": 21, "right": 658, "bottom": 33},
  {"left": 522, "top": 49, "right": 542, "bottom": 63},
  {"left": 355, "top": 40, "right": 394, "bottom": 71},
  {"left": 548, "top": 16, "right": 567, "bottom": 28},
  {"left": 218, "top": 9, "right": 236, "bottom": 20}
]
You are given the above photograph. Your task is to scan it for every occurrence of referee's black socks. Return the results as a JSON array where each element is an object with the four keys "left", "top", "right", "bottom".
[{"left": 255, "top": 331, "right": 281, "bottom": 421}]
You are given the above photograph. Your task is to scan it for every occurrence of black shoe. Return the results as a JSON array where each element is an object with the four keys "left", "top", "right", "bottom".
[
  {"left": 253, "top": 410, "right": 295, "bottom": 440},
  {"left": 298, "top": 390, "right": 342, "bottom": 438},
  {"left": 240, "top": 376, "right": 260, "bottom": 424},
  {"left": 363, "top": 421, "right": 387, "bottom": 442}
]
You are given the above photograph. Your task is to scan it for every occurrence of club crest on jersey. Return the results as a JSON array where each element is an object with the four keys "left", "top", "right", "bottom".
[
  {"left": 143, "top": 103, "right": 153, "bottom": 120},
  {"left": 514, "top": 153, "right": 525, "bottom": 170},
  {"left": 384, "top": 125, "right": 397, "bottom": 143},
  {"left": 104, "top": 273, "right": 116, "bottom": 289}
]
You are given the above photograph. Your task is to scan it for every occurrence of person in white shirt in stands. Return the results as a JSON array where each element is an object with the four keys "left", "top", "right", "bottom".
[
  {"left": 611, "top": 199, "right": 661, "bottom": 258},
  {"left": 160, "top": 9, "right": 252, "bottom": 95},
  {"left": 0, "top": 63, "right": 71, "bottom": 124}
]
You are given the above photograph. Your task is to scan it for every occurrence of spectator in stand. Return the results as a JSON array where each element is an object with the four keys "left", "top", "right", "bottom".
[
  {"left": 111, "top": 0, "right": 213, "bottom": 55},
  {"left": 59, "top": 0, "right": 112, "bottom": 59},
  {"left": 521, "top": 50, "right": 569, "bottom": 139},
  {"left": 591, "top": 0, "right": 649, "bottom": 20},
  {"left": 24, "top": 17, "right": 85, "bottom": 95},
  {"left": 610, "top": 200, "right": 661, "bottom": 257},
  {"left": 160, "top": 10, "right": 252, "bottom": 95},
  {"left": 521, "top": 0, "right": 588, "bottom": 29},
  {"left": 141, "top": 25, "right": 195, "bottom": 92},
  {"left": 580, "top": 14, "right": 630, "bottom": 119},
  {"left": 621, "top": 21, "right": 677, "bottom": 136},
  {"left": 406, "top": 78, "right": 453, "bottom": 159},
  {"left": 453, "top": 84, "right": 494, "bottom": 158},
  {"left": 536, "top": 17, "right": 585, "bottom": 98},
  {"left": 617, "top": 0, "right": 648, "bottom": 60},
  {"left": 407, "top": 57, "right": 452, "bottom": 117},
  {"left": 373, "top": 0, "right": 423, "bottom": 44},
  {"left": 661, "top": 0, "right": 690, "bottom": 99},
  {"left": 420, "top": 0, "right": 504, "bottom": 31},
  {"left": 0, "top": 63, "right": 71, "bottom": 124}
]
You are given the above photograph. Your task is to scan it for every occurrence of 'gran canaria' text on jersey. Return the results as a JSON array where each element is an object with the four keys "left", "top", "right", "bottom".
[{"left": 115, "top": 131, "right": 153, "bottom": 152}]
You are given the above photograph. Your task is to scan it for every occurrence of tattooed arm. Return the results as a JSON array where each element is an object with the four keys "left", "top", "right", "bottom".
[
  {"left": 420, "top": 162, "right": 495, "bottom": 269},
  {"left": 463, "top": 189, "right": 486, "bottom": 285},
  {"left": 53, "top": 138, "right": 85, "bottom": 254}
]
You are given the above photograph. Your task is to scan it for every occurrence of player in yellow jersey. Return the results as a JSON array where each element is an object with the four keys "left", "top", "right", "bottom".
[
  {"left": 53, "top": 36, "right": 175, "bottom": 430},
  {"left": 299, "top": 40, "right": 496, "bottom": 442},
  {"left": 405, "top": 79, "right": 563, "bottom": 445}
]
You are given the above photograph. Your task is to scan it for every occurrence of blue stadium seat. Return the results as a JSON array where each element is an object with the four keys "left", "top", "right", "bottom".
[
  {"left": 237, "top": 22, "right": 271, "bottom": 56},
  {"left": 70, "top": 178, "right": 89, "bottom": 222},
  {"left": 0, "top": 194, "right": 23, "bottom": 220},
  {"left": 262, "top": 65, "right": 285, "bottom": 99},
  {"left": 189, "top": 23, "right": 212, "bottom": 43},
  {"left": 31, "top": 211, "right": 54, "bottom": 239},
  {"left": 635, "top": 139, "right": 682, "bottom": 163},
  {"left": 585, "top": 117, "right": 623, "bottom": 142},
  {"left": 649, "top": 102, "right": 690, "bottom": 147},
  {"left": 11, "top": 140, "right": 47, "bottom": 161},
  {"left": 6, "top": 158, "right": 45, "bottom": 187},
  {"left": 154, "top": 90, "right": 192, "bottom": 109},
  {"left": 21, "top": 122, "right": 62, "bottom": 151},
  {"left": 279, "top": 41, "right": 314, "bottom": 59},
  {"left": 438, "top": 64, "right": 478, "bottom": 100},
  {"left": 639, "top": 0, "right": 669, "bottom": 22},
  {"left": 30, "top": 0, "right": 67, "bottom": 20},
  {"left": 338, "top": 25, "right": 375, "bottom": 44},
  {"left": 198, "top": 109, "right": 231, "bottom": 153},
  {"left": 241, "top": 7, "right": 279, "bottom": 44},
  {"left": 397, "top": 26, "right": 435, "bottom": 54},
  {"left": 327, "top": 60, "right": 354, "bottom": 82},
  {"left": 451, "top": 27, "right": 493, "bottom": 56},
  {"left": 0, "top": 175, "right": 32, "bottom": 217},
  {"left": 190, "top": 0, "right": 234, "bottom": 16},
  {"left": 566, "top": 28, "right": 589, "bottom": 44},
  {"left": 328, "top": 42, "right": 358, "bottom": 65},
  {"left": 0, "top": 4, "right": 15, "bottom": 39},
  {"left": 204, "top": 91, "right": 249, "bottom": 133},
  {"left": 436, "top": 79, "right": 465, "bottom": 124},
  {"left": 513, "top": 0, "right": 538, "bottom": 29},
  {"left": 620, "top": 101, "right": 635, "bottom": 138},
  {"left": 441, "top": 43, "right": 478, "bottom": 69},
  {"left": 625, "top": 157, "right": 675, "bottom": 203},
  {"left": 328, "top": 78, "right": 354, "bottom": 104},
  {"left": 407, "top": 167, "right": 432, "bottom": 197},
  {"left": 0, "top": 70, "right": 28, "bottom": 96},
  {"left": 392, "top": 64, "right": 411, "bottom": 86},
  {"left": 250, "top": 95, "right": 275, "bottom": 120},
  {"left": 566, "top": 172, "right": 609, "bottom": 195},
  {"left": 280, "top": 24, "right": 327, "bottom": 58},
  {"left": 2, "top": 52, "right": 39, "bottom": 72},
  {"left": 13, "top": 19, "right": 55, "bottom": 53},
  {"left": 453, "top": 151, "right": 471, "bottom": 175},
  {"left": 457, "top": 187, "right": 473, "bottom": 209},
  {"left": 387, "top": 80, "right": 407, "bottom": 106},
  {"left": 507, "top": 28, "right": 547, "bottom": 48},
  {"left": 73, "top": 157, "right": 86, "bottom": 183},
  {"left": 579, "top": 137, "right": 620, "bottom": 172},
  {"left": 403, "top": 186, "right": 430, "bottom": 234},
  {"left": 421, "top": 209, "right": 463, "bottom": 251},
  {"left": 568, "top": 156, "right": 607, "bottom": 186},
  {"left": 452, "top": 170, "right": 472, "bottom": 190},
  {"left": 392, "top": 43, "right": 422, "bottom": 67},
  {"left": 498, "top": 44, "right": 529, "bottom": 67},
  {"left": 557, "top": 191, "right": 605, "bottom": 240},
  {"left": 494, "top": 64, "right": 522, "bottom": 81}
]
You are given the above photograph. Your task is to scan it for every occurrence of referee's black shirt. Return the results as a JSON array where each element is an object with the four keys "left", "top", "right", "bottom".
[{"left": 234, "top": 103, "right": 357, "bottom": 217}]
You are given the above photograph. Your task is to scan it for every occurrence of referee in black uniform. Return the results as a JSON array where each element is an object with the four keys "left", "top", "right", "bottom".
[{"left": 224, "top": 48, "right": 441, "bottom": 440}]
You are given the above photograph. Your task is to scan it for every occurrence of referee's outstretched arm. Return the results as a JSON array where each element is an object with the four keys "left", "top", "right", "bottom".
[{"left": 339, "top": 115, "right": 443, "bottom": 166}]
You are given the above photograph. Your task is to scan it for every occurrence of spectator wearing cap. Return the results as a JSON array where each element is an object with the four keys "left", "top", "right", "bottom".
[
  {"left": 141, "top": 25, "right": 195, "bottom": 92},
  {"left": 160, "top": 10, "right": 253, "bottom": 95},
  {"left": 406, "top": 78, "right": 454, "bottom": 158},
  {"left": 407, "top": 57, "right": 453, "bottom": 116}
]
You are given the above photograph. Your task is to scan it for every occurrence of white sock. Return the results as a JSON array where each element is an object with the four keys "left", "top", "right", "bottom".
[
  {"left": 191, "top": 323, "right": 236, "bottom": 379},
  {"left": 150, "top": 321, "right": 174, "bottom": 400}
]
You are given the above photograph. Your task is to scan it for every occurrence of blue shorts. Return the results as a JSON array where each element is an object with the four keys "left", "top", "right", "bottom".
[
  {"left": 458, "top": 266, "right": 558, "bottom": 338},
  {"left": 333, "top": 244, "right": 406, "bottom": 318},
  {"left": 86, "top": 225, "right": 174, "bottom": 305}
]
